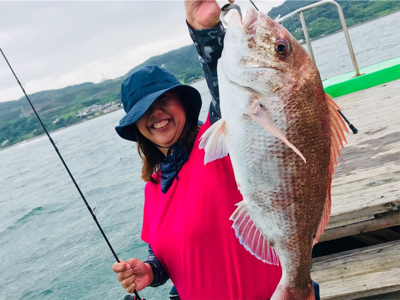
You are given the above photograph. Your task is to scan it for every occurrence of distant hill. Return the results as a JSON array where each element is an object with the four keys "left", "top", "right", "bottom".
[
  {"left": 0, "top": 80, "right": 123, "bottom": 146},
  {"left": 269, "top": 0, "right": 400, "bottom": 40},
  {"left": 126, "top": 44, "right": 204, "bottom": 84},
  {"left": 0, "top": 45, "right": 202, "bottom": 147},
  {"left": 1, "top": 0, "right": 399, "bottom": 148}
]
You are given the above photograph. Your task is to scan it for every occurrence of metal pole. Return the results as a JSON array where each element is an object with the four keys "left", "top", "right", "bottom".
[
  {"left": 276, "top": 0, "right": 361, "bottom": 77},
  {"left": 330, "top": 0, "right": 361, "bottom": 77},
  {"left": 298, "top": 11, "right": 316, "bottom": 65}
]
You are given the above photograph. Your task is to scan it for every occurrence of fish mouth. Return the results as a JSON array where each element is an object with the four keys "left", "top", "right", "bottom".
[
  {"left": 221, "top": 6, "right": 284, "bottom": 96},
  {"left": 242, "top": 7, "right": 259, "bottom": 34},
  {"left": 228, "top": 7, "right": 259, "bottom": 34}
]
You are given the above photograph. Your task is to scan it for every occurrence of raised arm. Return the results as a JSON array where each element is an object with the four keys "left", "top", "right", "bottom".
[{"left": 184, "top": 0, "right": 234, "bottom": 124}]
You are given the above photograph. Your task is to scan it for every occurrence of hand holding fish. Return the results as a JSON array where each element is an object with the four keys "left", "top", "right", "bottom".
[
  {"left": 112, "top": 258, "right": 153, "bottom": 293},
  {"left": 184, "top": 0, "right": 234, "bottom": 29}
]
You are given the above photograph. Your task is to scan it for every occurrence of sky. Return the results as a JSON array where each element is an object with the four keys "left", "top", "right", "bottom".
[{"left": 0, "top": 0, "right": 285, "bottom": 103}]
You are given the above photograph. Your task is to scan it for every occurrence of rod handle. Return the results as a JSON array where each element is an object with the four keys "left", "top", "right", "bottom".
[{"left": 349, "top": 124, "right": 358, "bottom": 134}]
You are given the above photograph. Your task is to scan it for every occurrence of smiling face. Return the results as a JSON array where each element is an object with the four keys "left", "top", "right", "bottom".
[{"left": 135, "top": 91, "right": 186, "bottom": 155}]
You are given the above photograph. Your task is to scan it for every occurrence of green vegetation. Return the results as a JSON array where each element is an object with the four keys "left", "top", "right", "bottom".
[
  {"left": 268, "top": 0, "right": 400, "bottom": 40},
  {"left": 126, "top": 44, "right": 203, "bottom": 84},
  {"left": 0, "top": 80, "right": 122, "bottom": 146},
  {"left": 1, "top": 1, "right": 399, "bottom": 148}
]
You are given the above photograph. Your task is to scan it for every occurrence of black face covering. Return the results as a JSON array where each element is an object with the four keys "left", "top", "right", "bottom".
[{"left": 160, "top": 143, "right": 189, "bottom": 194}]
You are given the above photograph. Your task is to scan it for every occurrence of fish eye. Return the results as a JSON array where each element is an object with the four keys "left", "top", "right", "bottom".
[
  {"left": 275, "top": 39, "right": 290, "bottom": 55},
  {"left": 277, "top": 44, "right": 285, "bottom": 52}
]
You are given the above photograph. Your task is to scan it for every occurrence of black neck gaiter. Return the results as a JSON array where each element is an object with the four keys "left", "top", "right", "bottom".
[{"left": 159, "top": 143, "right": 189, "bottom": 194}]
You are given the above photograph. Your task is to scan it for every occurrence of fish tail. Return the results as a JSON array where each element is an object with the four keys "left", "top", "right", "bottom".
[{"left": 271, "top": 279, "right": 315, "bottom": 300}]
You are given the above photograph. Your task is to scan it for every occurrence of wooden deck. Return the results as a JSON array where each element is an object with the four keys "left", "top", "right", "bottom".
[
  {"left": 322, "top": 79, "right": 400, "bottom": 241},
  {"left": 311, "top": 79, "right": 400, "bottom": 299},
  {"left": 312, "top": 240, "right": 400, "bottom": 300}
]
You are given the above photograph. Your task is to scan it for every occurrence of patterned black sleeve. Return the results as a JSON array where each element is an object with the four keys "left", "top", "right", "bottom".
[
  {"left": 143, "top": 244, "right": 169, "bottom": 287},
  {"left": 187, "top": 21, "right": 225, "bottom": 125}
]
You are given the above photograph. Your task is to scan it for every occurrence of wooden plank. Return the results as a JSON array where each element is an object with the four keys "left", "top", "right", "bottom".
[
  {"left": 332, "top": 164, "right": 399, "bottom": 188},
  {"left": 335, "top": 80, "right": 400, "bottom": 109},
  {"left": 318, "top": 269, "right": 400, "bottom": 300},
  {"left": 353, "top": 228, "right": 400, "bottom": 245},
  {"left": 320, "top": 209, "right": 400, "bottom": 242},
  {"left": 311, "top": 240, "right": 400, "bottom": 299},
  {"left": 359, "top": 290, "right": 400, "bottom": 300},
  {"left": 336, "top": 142, "right": 400, "bottom": 161},
  {"left": 330, "top": 183, "right": 400, "bottom": 223},
  {"left": 326, "top": 215, "right": 375, "bottom": 230},
  {"left": 332, "top": 166, "right": 400, "bottom": 199}
]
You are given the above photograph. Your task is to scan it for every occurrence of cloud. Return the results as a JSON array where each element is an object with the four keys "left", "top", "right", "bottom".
[{"left": 0, "top": 0, "right": 284, "bottom": 102}]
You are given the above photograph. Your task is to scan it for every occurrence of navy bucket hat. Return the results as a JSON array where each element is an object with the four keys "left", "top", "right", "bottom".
[{"left": 115, "top": 65, "right": 202, "bottom": 142}]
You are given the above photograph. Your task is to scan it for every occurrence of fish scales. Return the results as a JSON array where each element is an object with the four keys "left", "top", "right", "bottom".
[{"left": 200, "top": 7, "right": 348, "bottom": 300}]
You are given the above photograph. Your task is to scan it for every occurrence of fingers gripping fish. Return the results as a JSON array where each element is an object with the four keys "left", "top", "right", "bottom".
[{"left": 199, "top": 8, "right": 348, "bottom": 300}]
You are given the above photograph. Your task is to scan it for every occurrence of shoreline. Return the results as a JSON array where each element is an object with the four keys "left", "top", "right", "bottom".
[
  {"left": 0, "top": 109, "right": 122, "bottom": 151},
  {"left": 2, "top": 10, "right": 399, "bottom": 152},
  {"left": 1, "top": 76, "right": 209, "bottom": 151},
  {"left": 300, "top": 9, "right": 400, "bottom": 44}
]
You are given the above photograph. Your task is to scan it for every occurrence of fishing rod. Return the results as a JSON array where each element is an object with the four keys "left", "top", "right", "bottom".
[
  {"left": 0, "top": 48, "right": 144, "bottom": 300},
  {"left": 249, "top": 0, "right": 259, "bottom": 11},
  {"left": 337, "top": 110, "right": 358, "bottom": 134}
]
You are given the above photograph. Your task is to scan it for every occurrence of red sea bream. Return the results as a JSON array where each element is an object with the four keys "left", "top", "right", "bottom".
[{"left": 200, "top": 7, "right": 348, "bottom": 300}]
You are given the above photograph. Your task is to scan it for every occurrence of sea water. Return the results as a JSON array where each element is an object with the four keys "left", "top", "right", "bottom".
[{"left": 1, "top": 11, "right": 399, "bottom": 300}]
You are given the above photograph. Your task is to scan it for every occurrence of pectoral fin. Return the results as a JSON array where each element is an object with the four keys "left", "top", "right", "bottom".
[
  {"left": 199, "top": 119, "right": 229, "bottom": 165},
  {"left": 246, "top": 101, "right": 306, "bottom": 163}
]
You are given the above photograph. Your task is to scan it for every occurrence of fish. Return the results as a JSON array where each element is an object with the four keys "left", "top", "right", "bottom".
[{"left": 199, "top": 7, "right": 348, "bottom": 300}]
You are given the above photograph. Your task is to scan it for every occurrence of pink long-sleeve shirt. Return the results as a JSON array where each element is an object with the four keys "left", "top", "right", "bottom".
[{"left": 142, "top": 117, "right": 282, "bottom": 299}]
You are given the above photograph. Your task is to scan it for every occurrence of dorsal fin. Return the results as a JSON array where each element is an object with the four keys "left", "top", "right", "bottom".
[{"left": 314, "top": 94, "right": 349, "bottom": 245}]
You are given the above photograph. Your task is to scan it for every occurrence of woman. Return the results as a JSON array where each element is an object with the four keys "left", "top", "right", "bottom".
[{"left": 112, "top": 1, "right": 285, "bottom": 299}]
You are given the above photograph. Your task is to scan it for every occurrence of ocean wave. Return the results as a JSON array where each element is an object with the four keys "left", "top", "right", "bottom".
[{"left": 0, "top": 206, "right": 48, "bottom": 237}]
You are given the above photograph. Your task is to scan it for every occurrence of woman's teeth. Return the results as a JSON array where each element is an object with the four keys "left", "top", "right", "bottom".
[{"left": 153, "top": 120, "right": 169, "bottom": 129}]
